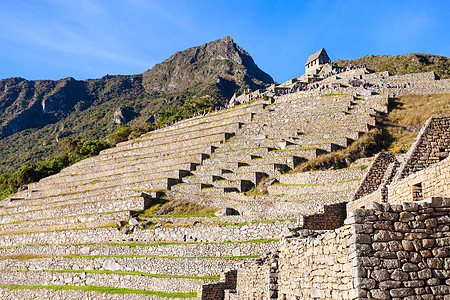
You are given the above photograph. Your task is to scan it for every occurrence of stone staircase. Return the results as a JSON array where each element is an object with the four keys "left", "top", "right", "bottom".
[
  {"left": 0, "top": 91, "right": 387, "bottom": 298},
  {"left": 167, "top": 93, "right": 384, "bottom": 217}
]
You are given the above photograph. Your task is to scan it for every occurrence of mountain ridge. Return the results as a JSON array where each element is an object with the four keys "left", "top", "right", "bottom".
[
  {"left": 333, "top": 53, "right": 450, "bottom": 79},
  {"left": 0, "top": 37, "right": 273, "bottom": 175}
]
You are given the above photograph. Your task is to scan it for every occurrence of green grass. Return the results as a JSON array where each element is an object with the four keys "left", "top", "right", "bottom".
[
  {"left": 378, "top": 93, "right": 450, "bottom": 151},
  {"left": 136, "top": 198, "right": 218, "bottom": 218},
  {"left": 0, "top": 238, "right": 280, "bottom": 250},
  {"left": 0, "top": 224, "right": 116, "bottom": 236},
  {"left": 49, "top": 269, "right": 220, "bottom": 280},
  {"left": 71, "top": 254, "right": 260, "bottom": 260},
  {"left": 334, "top": 53, "right": 450, "bottom": 79},
  {"left": 292, "top": 129, "right": 383, "bottom": 172},
  {"left": 103, "top": 238, "right": 280, "bottom": 247},
  {"left": 0, "top": 284, "right": 197, "bottom": 298},
  {"left": 0, "top": 254, "right": 261, "bottom": 260}
]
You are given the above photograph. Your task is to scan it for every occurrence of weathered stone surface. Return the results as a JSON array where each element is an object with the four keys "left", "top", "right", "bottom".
[{"left": 214, "top": 208, "right": 240, "bottom": 216}]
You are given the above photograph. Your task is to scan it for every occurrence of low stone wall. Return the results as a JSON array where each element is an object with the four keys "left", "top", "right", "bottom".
[
  {"left": 0, "top": 220, "right": 299, "bottom": 247},
  {"left": 353, "top": 152, "right": 398, "bottom": 201},
  {"left": 302, "top": 202, "right": 347, "bottom": 230},
  {"left": 0, "top": 256, "right": 244, "bottom": 277},
  {"left": 347, "top": 188, "right": 382, "bottom": 212},
  {"left": 277, "top": 168, "right": 365, "bottom": 185},
  {"left": 202, "top": 197, "right": 450, "bottom": 299},
  {"left": 198, "top": 271, "right": 237, "bottom": 300},
  {"left": 388, "top": 71, "right": 439, "bottom": 82},
  {"left": 0, "top": 270, "right": 209, "bottom": 294},
  {"left": 277, "top": 227, "right": 353, "bottom": 299},
  {"left": 0, "top": 288, "right": 164, "bottom": 300},
  {"left": 349, "top": 198, "right": 450, "bottom": 299},
  {"left": 389, "top": 157, "right": 450, "bottom": 204},
  {"left": 0, "top": 240, "right": 280, "bottom": 258},
  {"left": 395, "top": 116, "right": 450, "bottom": 180}
]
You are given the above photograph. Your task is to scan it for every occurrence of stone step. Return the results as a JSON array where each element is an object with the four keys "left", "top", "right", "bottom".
[
  {"left": 198, "top": 161, "right": 249, "bottom": 171},
  {"left": 23, "top": 175, "right": 180, "bottom": 199},
  {"left": 266, "top": 189, "right": 355, "bottom": 202},
  {"left": 211, "top": 179, "right": 254, "bottom": 192},
  {"left": 0, "top": 217, "right": 300, "bottom": 247},
  {"left": 0, "top": 270, "right": 210, "bottom": 294},
  {"left": 166, "top": 189, "right": 347, "bottom": 219},
  {"left": 250, "top": 155, "right": 304, "bottom": 169},
  {"left": 289, "top": 137, "right": 352, "bottom": 150},
  {"left": 260, "top": 116, "right": 374, "bottom": 130},
  {"left": 12, "top": 178, "right": 174, "bottom": 204},
  {"left": 170, "top": 183, "right": 213, "bottom": 194},
  {"left": 0, "top": 239, "right": 279, "bottom": 258},
  {"left": 44, "top": 144, "right": 214, "bottom": 180},
  {"left": 127, "top": 122, "right": 242, "bottom": 149},
  {"left": 105, "top": 100, "right": 268, "bottom": 152},
  {"left": 277, "top": 168, "right": 367, "bottom": 185},
  {"left": 0, "top": 287, "right": 166, "bottom": 299},
  {"left": 300, "top": 122, "right": 371, "bottom": 134},
  {"left": 201, "top": 154, "right": 257, "bottom": 165},
  {"left": 0, "top": 255, "right": 249, "bottom": 277},
  {"left": 191, "top": 168, "right": 233, "bottom": 177},
  {"left": 0, "top": 189, "right": 140, "bottom": 215},
  {"left": 2, "top": 189, "right": 138, "bottom": 211},
  {"left": 211, "top": 147, "right": 275, "bottom": 157},
  {"left": 41, "top": 153, "right": 204, "bottom": 186},
  {"left": 0, "top": 196, "right": 142, "bottom": 225},
  {"left": 68, "top": 132, "right": 234, "bottom": 171},
  {"left": 182, "top": 174, "right": 224, "bottom": 184},
  {"left": 221, "top": 172, "right": 268, "bottom": 185},
  {"left": 0, "top": 210, "right": 129, "bottom": 235},
  {"left": 237, "top": 164, "right": 289, "bottom": 178},
  {"left": 267, "top": 178, "right": 362, "bottom": 195}
]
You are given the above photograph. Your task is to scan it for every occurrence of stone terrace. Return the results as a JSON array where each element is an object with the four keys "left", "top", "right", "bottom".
[{"left": 1, "top": 70, "right": 448, "bottom": 298}]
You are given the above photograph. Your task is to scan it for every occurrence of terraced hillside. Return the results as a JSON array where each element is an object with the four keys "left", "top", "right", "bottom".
[
  {"left": 0, "top": 89, "right": 384, "bottom": 298},
  {"left": 1, "top": 69, "right": 449, "bottom": 298}
]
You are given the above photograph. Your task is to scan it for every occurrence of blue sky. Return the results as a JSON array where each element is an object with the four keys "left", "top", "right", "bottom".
[{"left": 1, "top": 0, "right": 449, "bottom": 83}]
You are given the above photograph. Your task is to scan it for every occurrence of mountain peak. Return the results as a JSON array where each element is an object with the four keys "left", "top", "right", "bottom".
[{"left": 142, "top": 38, "right": 273, "bottom": 96}]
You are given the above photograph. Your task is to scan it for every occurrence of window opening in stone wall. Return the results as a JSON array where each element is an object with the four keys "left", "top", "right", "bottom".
[{"left": 412, "top": 183, "right": 423, "bottom": 201}]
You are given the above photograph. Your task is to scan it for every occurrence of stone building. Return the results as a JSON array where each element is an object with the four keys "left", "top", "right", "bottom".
[{"left": 304, "top": 48, "right": 331, "bottom": 74}]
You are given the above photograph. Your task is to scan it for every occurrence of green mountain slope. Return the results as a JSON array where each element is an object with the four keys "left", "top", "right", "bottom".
[
  {"left": 334, "top": 53, "right": 450, "bottom": 79},
  {"left": 0, "top": 37, "right": 273, "bottom": 175}
]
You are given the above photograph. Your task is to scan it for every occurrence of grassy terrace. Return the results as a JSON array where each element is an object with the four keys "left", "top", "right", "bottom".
[
  {"left": 2, "top": 190, "right": 138, "bottom": 210},
  {"left": 0, "top": 238, "right": 279, "bottom": 249},
  {"left": 0, "top": 254, "right": 260, "bottom": 260},
  {"left": 272, "top": 178, "right": 361, "bottom": 186},
  {"left": 0, "top": 285, "right": 196, "bottom": 298},
  {"left": 379, "top": 93, "right": 450, "bottom": 151},
  {"left": 13, "top": 269, "right": 220, "bottom": 281},
  {"left": 0, "top": 211, "right": 126, "bottom": 228},
  {"left": 0, "top": 212, "right": 291, "bottom": 233},
  {"left": 141, "top": 100, "right": 266, "bottom": 136}
]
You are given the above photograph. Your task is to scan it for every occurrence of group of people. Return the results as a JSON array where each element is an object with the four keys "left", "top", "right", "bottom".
[
  {"left": 323, "top": 64, "right": 366, "bottom": 78},
  {"left": 385, "top": 83, "right": 411, "bottom": 88}
]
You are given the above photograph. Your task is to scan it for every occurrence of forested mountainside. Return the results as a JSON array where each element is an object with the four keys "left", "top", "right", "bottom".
[
  {"left": 0, "top": 36, "right": 273, "bottom": 175},
  {"left": 334, "top": 53, "right": 450, "bottom": 79}
]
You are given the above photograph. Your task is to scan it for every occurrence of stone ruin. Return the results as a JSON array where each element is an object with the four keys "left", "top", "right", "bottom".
[{"left": 0, "top": 62, "right": 449, "bottom": 299}]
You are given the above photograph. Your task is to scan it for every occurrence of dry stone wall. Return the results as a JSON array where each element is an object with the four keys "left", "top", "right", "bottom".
[
  {"left": 205, "top": 197, "right": 450, "bottom": 299},
  {"left": 348, "top": 198, "right": 450, "bottom": 299},
  {"left": 0, "top": 219, "right": 299, "bottom": 247},
  {"left": 395, "top": 117, "right": 450, "bottom": 180},
  {"left": 353, "top": 152, "right": 398, "bottom": 201},
  {"left": 389, "top": 157, "right": 450, "bottom": 204}
]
